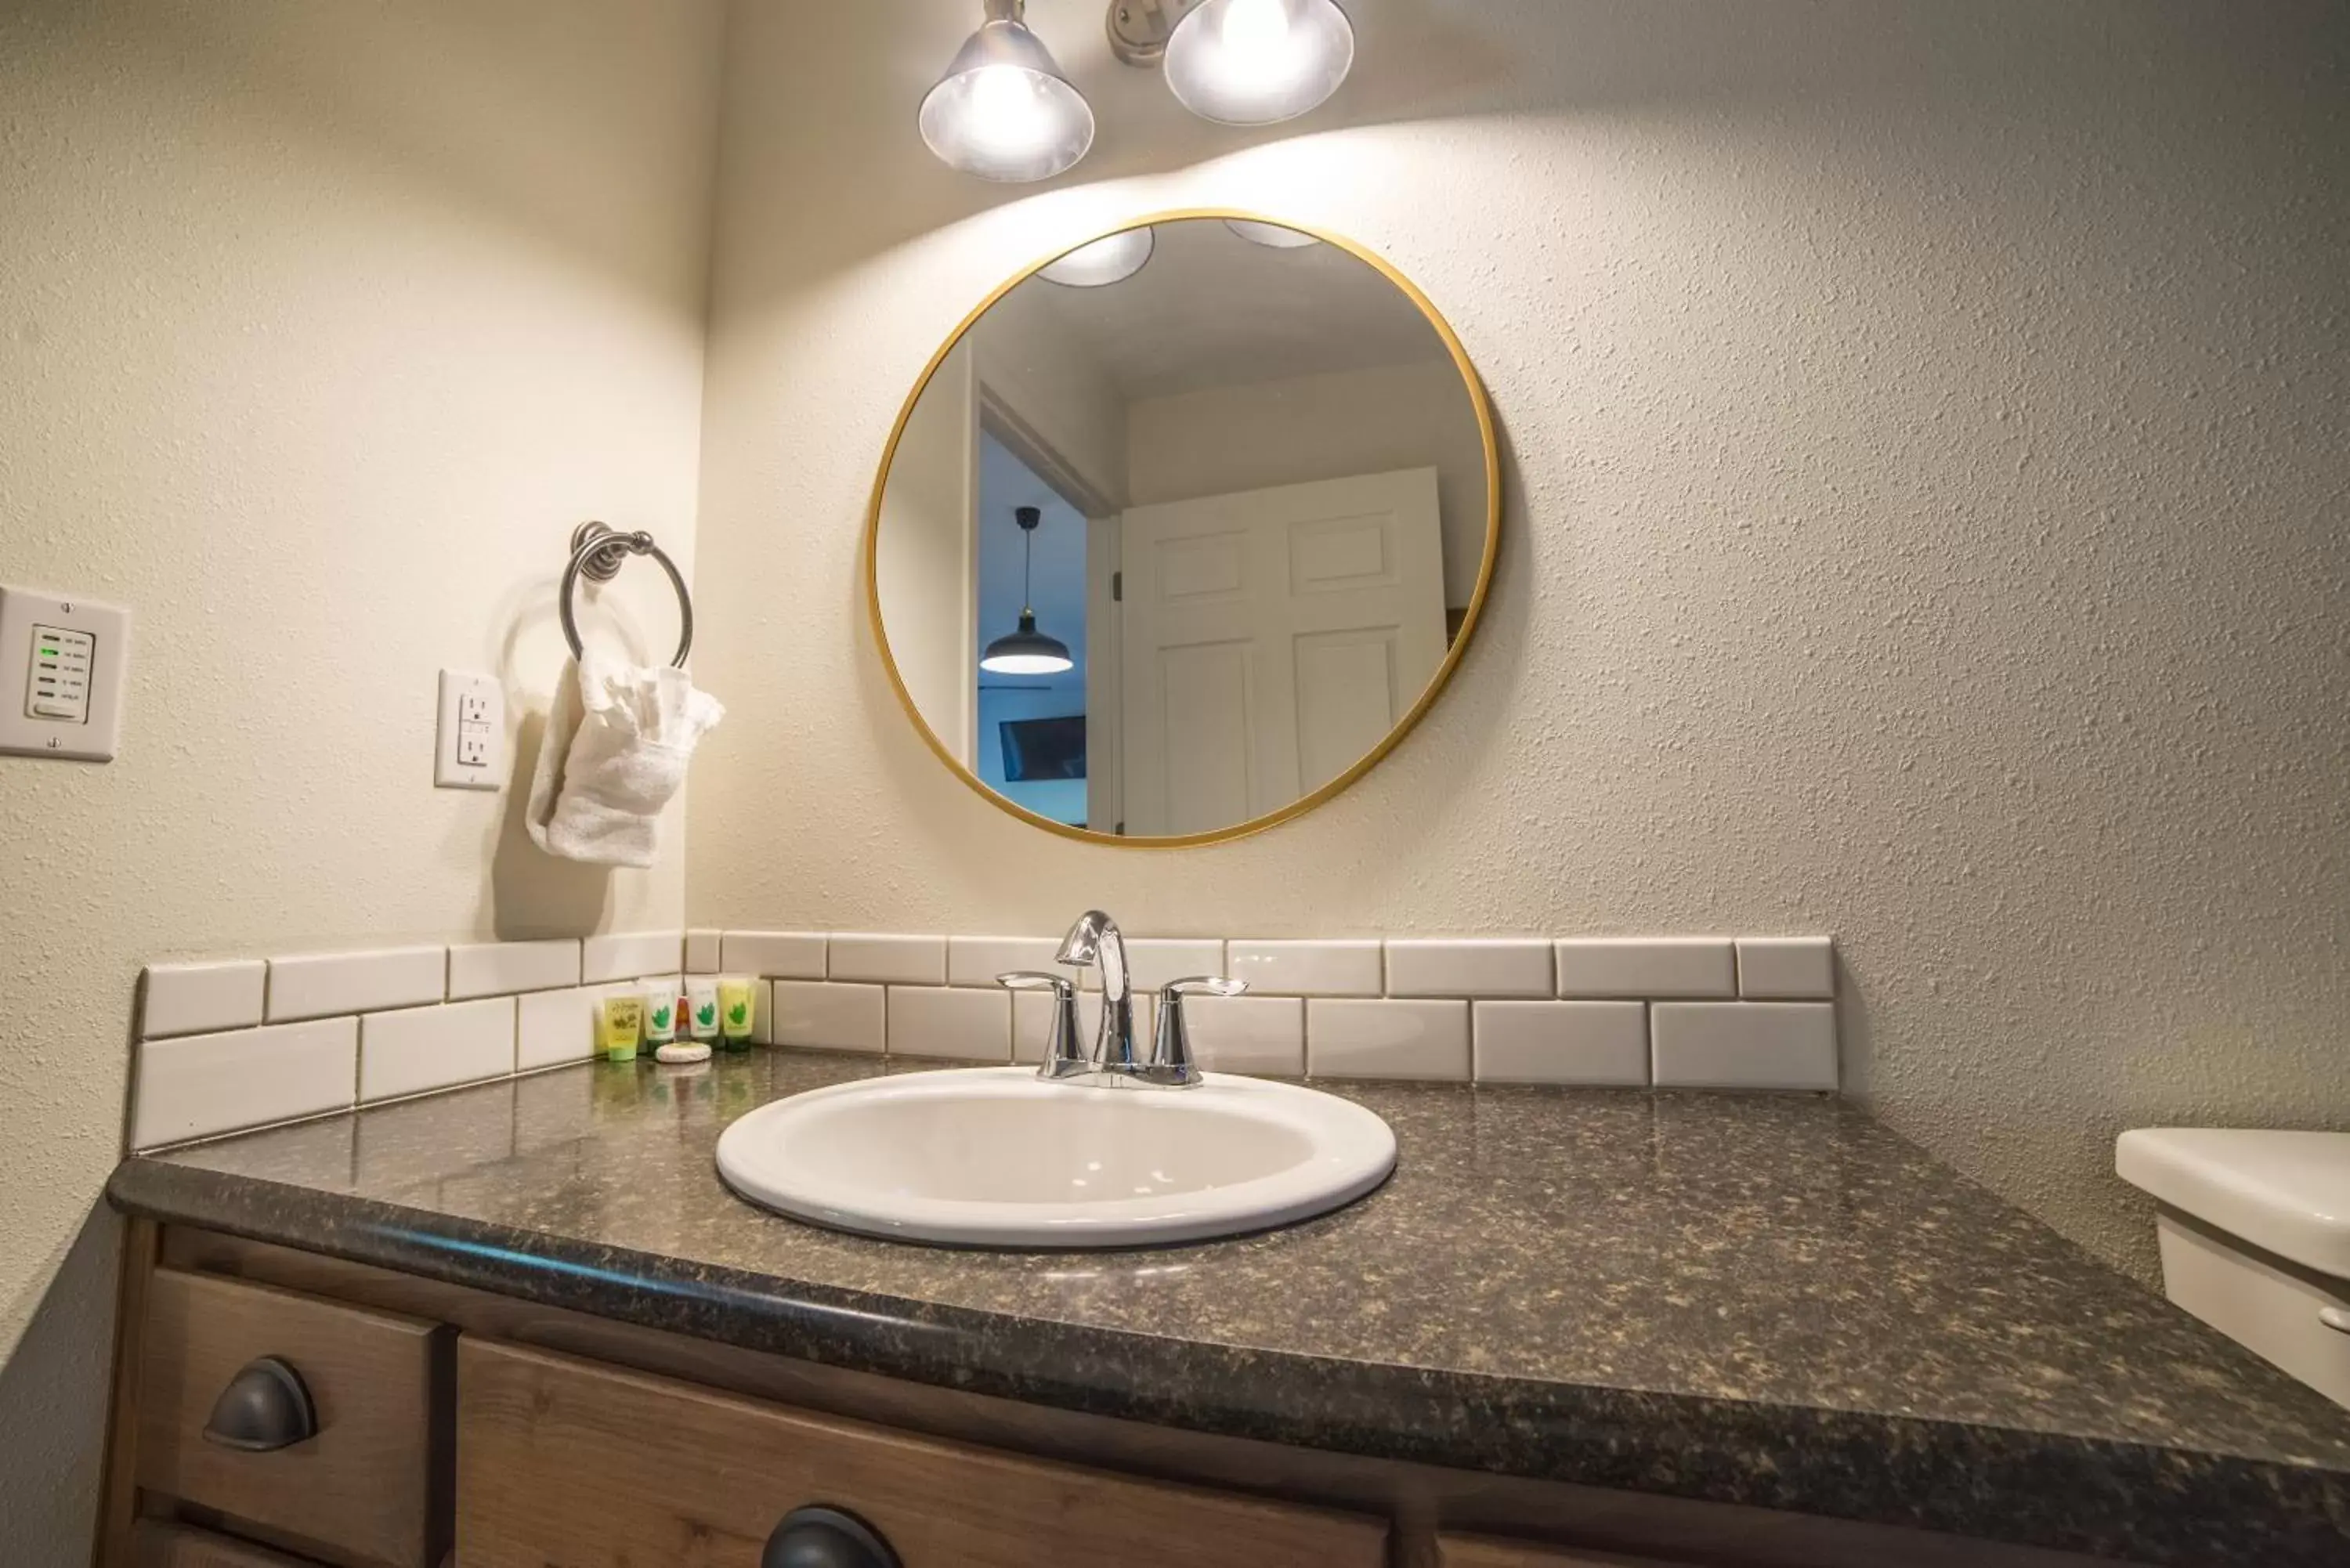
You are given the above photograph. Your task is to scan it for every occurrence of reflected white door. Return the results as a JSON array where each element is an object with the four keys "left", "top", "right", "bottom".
[{"left": 1120, "top": 468, "right": 1445, "bottom": 836}]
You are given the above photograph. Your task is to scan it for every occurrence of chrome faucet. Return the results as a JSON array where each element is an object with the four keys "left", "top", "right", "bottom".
[
  {"left": 1057, "top": 909, "right": 1140, "bottom": 1072},
  {"left": 996, "top": 910, "right": 1246, "bottom": 1088}
]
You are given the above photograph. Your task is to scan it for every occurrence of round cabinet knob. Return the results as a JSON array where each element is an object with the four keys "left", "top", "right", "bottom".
[
  {"left": 761, "top": 1505, "right": 901, "bottom": 1568},
  {"left": 201, "top": 1356, "right": 318, "bottom": 1452}
]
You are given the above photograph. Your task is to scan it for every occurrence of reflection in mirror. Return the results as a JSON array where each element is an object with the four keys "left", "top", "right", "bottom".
[{"left": 872, "top": 216, "right": 1495, "bottom": 844}]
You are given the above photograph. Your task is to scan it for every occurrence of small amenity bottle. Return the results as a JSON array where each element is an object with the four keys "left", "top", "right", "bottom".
[
  {"left": 716, "top": 977, "right": 756, "bottom": 1052},
  {"left": 598, "top": 995, "right": 644, "bottom": 1064},
  {"left": 642, "top": 985, "right": 678, "bottom": 1048},
  {"left": 685, "top": 977, "right": 722, "bottom": 1044}
]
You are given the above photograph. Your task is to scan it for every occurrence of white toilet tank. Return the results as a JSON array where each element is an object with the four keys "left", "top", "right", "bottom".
[{"left": 2117, "top": 1128, "right": 2350, "bottom": 1408}]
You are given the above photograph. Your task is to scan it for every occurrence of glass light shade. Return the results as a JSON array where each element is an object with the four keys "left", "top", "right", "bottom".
[
  {"left": 980, "top": 612, "right": 1075, "bottom": 675},
  {"left": 1224, "top": 218, "right": 1321, "bottom": 249},
  {"left": 1164, "top": 0, "right": 1354, "bottom": 126},
  {"left": 920, "top": 18, "right": 1095, "bottom": 182},
  {"left": 1040, "top": 226, "right": 1155, "bottom": 287}
]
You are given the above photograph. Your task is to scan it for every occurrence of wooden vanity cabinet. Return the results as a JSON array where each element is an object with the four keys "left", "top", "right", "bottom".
[
  {"left": 123, "top": 1263, "right": 449, "bottom": 1568},
  {"left": 104, "top": 1226, "right": 2130, "bottom": 1568},
  {"left": 457, "top": 1337, "right": 1386, "bottom": 1567}
]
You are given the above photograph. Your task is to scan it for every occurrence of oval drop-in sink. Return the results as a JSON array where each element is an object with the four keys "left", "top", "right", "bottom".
[{"left": 715, "top": 1067, "right": 1397, "bottom": 1248}]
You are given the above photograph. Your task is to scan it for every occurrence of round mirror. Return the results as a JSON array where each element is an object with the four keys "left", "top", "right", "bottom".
[{"left": 867, "top": 212, "right": 1498, "bottom": 846}]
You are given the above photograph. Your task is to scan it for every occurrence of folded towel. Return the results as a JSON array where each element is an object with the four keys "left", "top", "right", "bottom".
[{"left": 526, "top": 651, "right": 724, "bottom": 868}]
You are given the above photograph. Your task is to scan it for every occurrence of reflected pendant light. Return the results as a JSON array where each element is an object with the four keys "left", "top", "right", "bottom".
[
  {"left": 1224, "top": 217, "right": 1321, "bottom": 249},
  {"left": 980, "top": 506, "right": 1075, "bottom": 675},
  {"left": 1163, "top": 0, "right": 1354, "bottom": 126},
  {"left": 920, "top": 0, "right": 1096, "bottom": 182},
  {"left": 1040, "top": 226, "right": 1156, "bottom": 287}
]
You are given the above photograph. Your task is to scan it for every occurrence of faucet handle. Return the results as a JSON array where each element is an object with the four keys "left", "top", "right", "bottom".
[
  {"left": 1150, "top": 977, "right": 1249, "bottom": 1086},
  {"left": 996, "top": 971, "right": 1086, "bottom": 1079}
]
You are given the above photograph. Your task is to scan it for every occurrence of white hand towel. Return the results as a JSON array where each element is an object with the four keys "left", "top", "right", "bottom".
[{"left": 526, "top": 651, "right": 724, "bottom": 869}]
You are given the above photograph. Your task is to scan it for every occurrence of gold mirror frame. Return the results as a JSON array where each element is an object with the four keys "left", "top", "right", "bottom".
[{"left": 863, "top": 208, "right": 1501, "bottom": 849}]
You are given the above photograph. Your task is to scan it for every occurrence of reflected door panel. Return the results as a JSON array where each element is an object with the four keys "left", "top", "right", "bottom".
[{"left": 1121, "top": 468, "right": 1445, "bottom": 836}]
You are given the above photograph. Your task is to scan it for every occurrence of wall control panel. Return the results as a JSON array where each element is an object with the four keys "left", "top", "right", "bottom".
[
  {"left": 27, "top": 624, "right": 95, "bottom": 721},
  {"left": 435, "top": 669, "right": 504, "bottom": 790},
  {"left": 0, "top": 586, "right": 129, "bottom": 761}
]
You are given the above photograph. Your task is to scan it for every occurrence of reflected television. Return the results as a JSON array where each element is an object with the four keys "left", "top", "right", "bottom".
[{"left": 1000, "top": 714, "right": 1086, "bottom": 782}]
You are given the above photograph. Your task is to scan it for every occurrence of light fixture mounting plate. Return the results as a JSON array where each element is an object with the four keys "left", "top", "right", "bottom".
[{"left": 1106, "top": 0, "right": 1196, "bottom": 67}]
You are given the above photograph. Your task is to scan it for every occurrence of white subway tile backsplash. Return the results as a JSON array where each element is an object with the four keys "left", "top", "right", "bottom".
[
  {"left": 516, "top": 986, "right": 606, "bottom": 1073},
  {"left": 1385, "top": 939, "right": 1553, "bottom": 999},
  {"left": 1651, "top": 1002, "right": 1838, "bottom": 1090},
  {"left": 830, "top": 934, "right": 948, "bottom": 986},
  {"left": 888, "top": 985, "right": 1010, "bottom": 1062},
  {"left": 132, "top": 1017, "right": 357, "bottom": 1149},
  {"left": 1554, "top": 938, "right": 1734, "bottom": 999},
  {"left": 772, "top": 981, "right": 885, "bottom": 1054},
  {"left": 1308, "top": 999, "right": 1470, "bottom": 1080},
  {"left": 141, "top": 960, "right": 266, "bottom": 1039},
  {"left": 722, "top": 930, "right": 827, "bottom": 980},
  {"left": 1475, "top": 1001, "right": 1649, "bottom": 1086},
  {"left": 127, "top": 919, "right": 1849, "bottom": 1151},
  {"left": 1737, "top": 937, "right": 1837, "bottom": 999},
  {"left": 1076, "top": 938, "right": 1225, "bottom": 993},
  {"left": 268, "top": 946, "right": 444, "bottom": 1022},
  {"left": 359, "top": 997, "right": 515, "bottom": 1103},
  {"left": 1224, "top": 940, "right": 1382, "bottom": 997},
  {"left": 947, "top": 936, "right": 1069, "bottom": 988},
  {"left": 750, "top": 979, "right": 775, "bottom": 1045},
  {"left": 580, "top": 930, "right": 684, "bottom": 984},
  {"left": 1187, "top": 995, "right": 1305, "bottom": 1076},
  {"left": 446, "top": 939, "right": 580, "bottom": 1002}
]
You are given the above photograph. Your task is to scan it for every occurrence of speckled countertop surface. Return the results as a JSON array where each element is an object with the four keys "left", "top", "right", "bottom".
[{"left": 109, "top": 1051, "right": 2350, "bottom": 1566}]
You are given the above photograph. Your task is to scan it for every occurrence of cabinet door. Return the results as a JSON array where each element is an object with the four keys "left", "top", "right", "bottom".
[
  {"left": 457, "top": 1337, "right": 1386, "bottom": 1568},
  {"left": 136, "top": 1268, "right": 448, "bottom": 1568}
]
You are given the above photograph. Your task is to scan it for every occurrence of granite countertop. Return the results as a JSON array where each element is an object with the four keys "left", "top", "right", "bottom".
[{"left": 108, "top": 1051, "right": 2350, "bottom": 1566}]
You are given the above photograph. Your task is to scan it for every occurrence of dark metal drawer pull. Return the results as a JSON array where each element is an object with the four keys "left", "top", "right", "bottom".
[
  {"left": 762, "top": 1505, "right": 901, "bottom": 1568},
  {"left": 201, "top": 1356, "right": 318, "bottom": 1452}
]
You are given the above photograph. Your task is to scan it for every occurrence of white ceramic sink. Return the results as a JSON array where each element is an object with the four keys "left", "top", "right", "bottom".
[{"left": 715, "top": 1067, "right": 1397, "bottom": 1247}]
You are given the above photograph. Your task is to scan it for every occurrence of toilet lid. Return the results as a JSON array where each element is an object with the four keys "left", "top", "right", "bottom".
[{"left": 2117, "top": 1129, "right": 2350, "bottom": 1279}]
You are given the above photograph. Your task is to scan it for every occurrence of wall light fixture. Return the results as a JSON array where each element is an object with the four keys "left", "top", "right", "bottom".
[
  {"left": 921, "top": 1, "right": 1097, "bottom": 182},
  {"left": 1111, "top": 0, "right": 1354, "bottom": 126}
]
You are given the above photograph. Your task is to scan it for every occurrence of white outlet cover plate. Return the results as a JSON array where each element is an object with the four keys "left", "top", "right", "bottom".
[
  {"left": 0, "top": 585, "right": 130, "bottom": 762},
  {"left": 435, "top": 669, "right": 504, "bottom": 790}
]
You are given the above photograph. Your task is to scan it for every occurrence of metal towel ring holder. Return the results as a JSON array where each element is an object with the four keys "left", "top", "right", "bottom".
[{"left": 560, "top": 522, "right": 693, "bottom": 668}]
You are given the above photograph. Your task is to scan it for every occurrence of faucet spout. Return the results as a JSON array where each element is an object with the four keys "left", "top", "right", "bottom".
[{"left": 1056, "top": 909, "right": 1138, "bottom": 1070}]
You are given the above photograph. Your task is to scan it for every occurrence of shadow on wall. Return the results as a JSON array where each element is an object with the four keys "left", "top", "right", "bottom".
[
  {"left": 18, "top": 0, "right": 719, "bottom": 309},
  {"left": 721, "top": 0, "right": 2297, "bottom": 313},
  {"left": 489, "top": 706, "right": 615, "bottom": 940},
  {"left": 0, "top": 1204, "right": 120, "bottom": 1552}
]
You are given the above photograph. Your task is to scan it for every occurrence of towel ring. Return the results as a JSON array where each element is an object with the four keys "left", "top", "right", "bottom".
[{"left": 560, "top": 522, "right": 693, "bottom": 668}]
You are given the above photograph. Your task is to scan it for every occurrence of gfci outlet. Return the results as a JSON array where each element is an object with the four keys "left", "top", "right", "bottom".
[{"left": 435, "top": 670, "right": 504, "bottom": 790}]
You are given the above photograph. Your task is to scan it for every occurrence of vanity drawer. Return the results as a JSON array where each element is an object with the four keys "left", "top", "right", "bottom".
[
  {"left": 136, "top": 1267, "right": 450, "bottom": 1568},
  {"left": 129, "top": 1520, "right": 318, "bottom": 1568},
  {"left": 456, "top": 1337, "right": 1388, "bottom": 1568}
]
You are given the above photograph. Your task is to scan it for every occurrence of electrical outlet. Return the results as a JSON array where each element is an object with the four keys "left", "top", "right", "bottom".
[{"left": 435, "top": 670, "right": 503, "bottom": 790}]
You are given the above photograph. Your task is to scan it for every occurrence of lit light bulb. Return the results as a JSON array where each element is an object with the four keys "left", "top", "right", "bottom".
[
  {"left": 967, "top": 65, "right": 1048, "bottom": 155},
  {"left": 1163, "top": 0, "right": 1354, "bottom": 127},
  {"left": 1221, "top": 0, "right": 1292, "bottom": 56},
  {"left": 919, "top": 9, "right": 1094, "bottom": 182}
]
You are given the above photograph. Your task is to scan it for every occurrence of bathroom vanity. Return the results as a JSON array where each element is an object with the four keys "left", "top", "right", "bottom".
[{"left": 97, "top": 1051, "right": 2350, "bottom": 1568}]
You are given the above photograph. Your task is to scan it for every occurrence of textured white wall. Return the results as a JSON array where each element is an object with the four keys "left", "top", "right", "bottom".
[
  {"left": 0, "top": 0, "right": 724, "bottom": 1554},
  {"left": 691, "top": 0, "right": 2350, "bottom": 1282}
]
